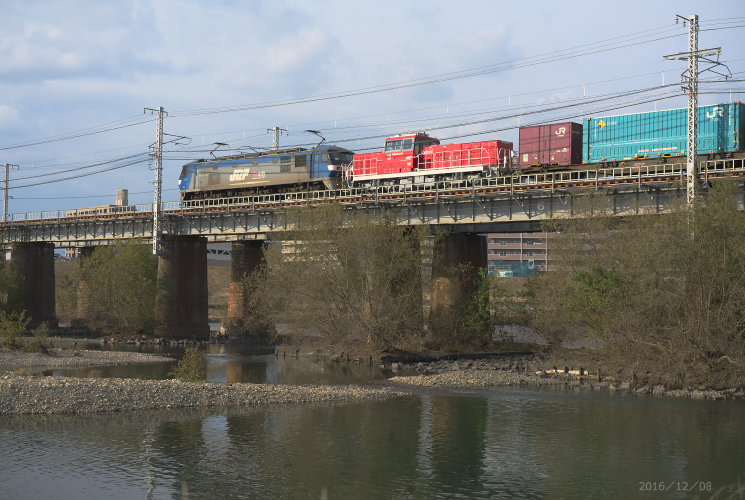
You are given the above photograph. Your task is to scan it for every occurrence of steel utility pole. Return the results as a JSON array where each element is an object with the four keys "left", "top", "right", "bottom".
[
  {"left": 145, "top": 107, "right": 166, "bottom": 255},
  {"left": 3, "top": 163, "right": 18, "bottom": 223},
  {"left": 664, "top": 14, "right": 722, "bottom": 204},
  {"left": 267, "top": 126, "right": 287, "bottom": 149}
]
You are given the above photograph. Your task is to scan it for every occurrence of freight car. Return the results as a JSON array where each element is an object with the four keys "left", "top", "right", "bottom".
[
  {"left": 518, "top": 122, "right": 583, "bottom": 168},
  {"left": 178, "top": 144, "right": 354, "bottom": 201},
  {"left": 351, "top": 132, "right": 513, "bottom": 186},
  {"left": 517, "top": 102, "right": 743, "bottom": 170},
  {"left": 583, "top": 102, "right": 743, "bottom": 164}
]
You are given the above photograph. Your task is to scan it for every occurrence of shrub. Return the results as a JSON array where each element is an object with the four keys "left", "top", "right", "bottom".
[
  {"left": 171, "top": 347, "right": 208, "bottom": 382},
  {"left": 0, "top": 310, "right": 31, "bottom": 348},
  {"left": 23, "top": 323, "right": 50, "bottom": 354}
]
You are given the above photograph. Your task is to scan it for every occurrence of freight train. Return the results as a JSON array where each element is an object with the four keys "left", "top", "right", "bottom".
[{"left": 177, "top": 102, "right": 744, "bottom": 201}]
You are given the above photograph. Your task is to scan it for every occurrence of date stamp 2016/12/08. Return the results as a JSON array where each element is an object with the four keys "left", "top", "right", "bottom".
[{"left": 639, "top": 481, "right": 713, "bottom": 493}]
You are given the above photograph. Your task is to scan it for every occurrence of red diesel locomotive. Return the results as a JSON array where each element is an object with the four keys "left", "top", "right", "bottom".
[{"left": 351, "top": 132, "right": 513, "bottom": 185}]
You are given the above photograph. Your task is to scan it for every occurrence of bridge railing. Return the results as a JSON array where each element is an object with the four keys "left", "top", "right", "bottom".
[{"left": 5, "top": 158, "right": 745, "bottom": 224}]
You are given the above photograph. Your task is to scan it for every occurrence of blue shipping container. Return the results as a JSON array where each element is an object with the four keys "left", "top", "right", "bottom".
[{"left": 583, "top": 102, "right": 744, "bottom": 163}]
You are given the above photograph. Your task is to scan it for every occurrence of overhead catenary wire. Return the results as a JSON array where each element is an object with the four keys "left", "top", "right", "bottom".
[
  {"left": 12, "top": 152, "right": 151, "bottom": 181},
  {"left": 160, "top": 84, "right": 689, "bottom": 158},
  {"left": 6, "top": 81, "right": 737, "bottom": 195},
  {"left": 0, "top": 117, "right": 155, "bottom": 152},
  {"left": 5, "top": 16, "right": 741, "bottom": 201},
  {"left": 161, "top": 69, "right": 743, "bottom": 159},
  {"left": 169, "top": 30, "right": 690, "bottom": 118},
  {"left": 9, "top": 158, "right": 150, "bottom": 190}
]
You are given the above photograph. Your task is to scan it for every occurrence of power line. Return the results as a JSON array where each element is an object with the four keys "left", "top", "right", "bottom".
[
  {"left": 169, "top": 31, "right": 687, "bottom": 118},
  {"left": 13, "top": 187, "right": 179, "bottom": 201},
  {"left": 160, "top": 84, "right": 685, "bottom": 158},
  {"left": 10, "top": 158, "right": 149, "bottom": 190},
  {"left": 0, "top": 117, "right": 155, "bottom": 152},
  {"left": 13, "top": 152, "right": 150, "bottom": 181}
]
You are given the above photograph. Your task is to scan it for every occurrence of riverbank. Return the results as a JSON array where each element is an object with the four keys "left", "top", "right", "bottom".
[
  {"left": 387, "top": 357, "right": 745, "bottom": 401},
  {"left": 0, "top": 347, "right": 173, "bottom": 373},
  {"left": 0, "top": 374, "right": 405, "bottom": 415}
]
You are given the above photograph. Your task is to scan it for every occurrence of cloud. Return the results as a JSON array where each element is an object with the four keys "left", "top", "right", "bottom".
[
  {"left": 0, "top": 3, "right": 167, "bottom": 83},
  {"left": 0, "top": 104, "right": 20, "bottom": 129}
]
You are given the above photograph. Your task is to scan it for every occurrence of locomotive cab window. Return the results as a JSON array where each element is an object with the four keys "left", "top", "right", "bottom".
[
  {"left": 402, "top": 139, "right": 414, "bottom": 150},
  {"left": 328, "top": 151, "right": 353, "bottom": 164},
  {"left": 385, "top": 140, "right": 403, "bottom": 151}
]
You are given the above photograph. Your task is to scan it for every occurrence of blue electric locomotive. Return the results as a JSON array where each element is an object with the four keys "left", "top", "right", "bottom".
[{"left": 178, "top": 144, "right": 354, "bottom": 200}]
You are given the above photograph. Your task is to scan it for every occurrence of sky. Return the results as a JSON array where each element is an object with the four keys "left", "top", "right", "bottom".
[{"left": 1, "top": 0, "right": 744, "bottom": 215}]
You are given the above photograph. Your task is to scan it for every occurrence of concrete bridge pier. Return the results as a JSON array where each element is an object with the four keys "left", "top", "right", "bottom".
[
  {"left": 224, "top": 240, "right": 265, "bottom": 335},
  {"left": 154, "top": 235, "right": 209, "bottom": 339},
  {"left": 7, "top": 242, "right": 58, "bottom": 328},
  {"left": 426, "top": 233, "right": 487, "bottom": 336}
]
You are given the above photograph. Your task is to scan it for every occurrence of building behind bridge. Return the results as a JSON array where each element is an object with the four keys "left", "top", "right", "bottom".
[{"left": 486, "top": 232, "right": 552, "bottom": 277}]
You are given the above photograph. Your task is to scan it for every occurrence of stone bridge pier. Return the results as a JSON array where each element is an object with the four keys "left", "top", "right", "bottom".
[
  {"left": 72, "top": 246, "right": 95, "bottom": 328},
  {"left": 6, "top": 242, "right": 58, "bottom": 328},
  {"left": 426, "top": 233, "right": 487, "bottom": 336},
  {"left": 154, "top": 235, "right": 209, "bottom": 339},
  {"left": 224, "top": 240, "right": 265, "bottom": 335}
]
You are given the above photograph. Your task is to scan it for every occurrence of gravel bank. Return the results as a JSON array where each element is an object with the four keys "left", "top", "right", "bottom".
[
  {"left": 389, "top": 369, "right": 562, "bottom": 389},
  {"left": 0, "top": 348, "right": 173, "bottom": 373},
  {"left": 0, "top": 374, "right": 407, "bottom": 415},
  {"left": 387, "top": 358, "right": 745, "bottom": 400}
]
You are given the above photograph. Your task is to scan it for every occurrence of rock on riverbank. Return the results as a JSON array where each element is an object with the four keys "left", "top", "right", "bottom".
[
  {"left": 0, "top": 348, "right": 173, "bottom": 373},
  {"left": 0, "top": 374, "right": 407, "bottom": 415}
]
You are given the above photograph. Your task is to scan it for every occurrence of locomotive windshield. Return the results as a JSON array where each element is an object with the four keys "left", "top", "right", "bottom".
[
  {"left": 385, "top": 140, "right": 401, "bottom": 151},
  {"left": 385, "top": 138, "right": 414, "bottom": 151},
  {"left": 328, "top": 151, "right": 354, "bottom": 164}
]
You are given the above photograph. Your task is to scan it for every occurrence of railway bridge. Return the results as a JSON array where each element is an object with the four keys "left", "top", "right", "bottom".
[{"left": 2, "top": 157, "right": 743, "bottom": 338}]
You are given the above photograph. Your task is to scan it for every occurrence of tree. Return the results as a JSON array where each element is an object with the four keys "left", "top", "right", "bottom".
[
  {"left": 254, "top": 204, "right": 426, "bottom": 351},
  {"left": 528, "top": 181, "right": 745, "bottom": 388},
  {"left": 78, "top": 242, "right": 157, "bottom": 335}
]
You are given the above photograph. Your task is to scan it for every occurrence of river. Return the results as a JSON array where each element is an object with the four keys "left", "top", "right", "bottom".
[{"left": 1, "top": 344, "right": 744, "bottom": 499}]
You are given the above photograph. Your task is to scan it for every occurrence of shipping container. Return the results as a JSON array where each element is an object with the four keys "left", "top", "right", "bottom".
[
  {"left": 583, "top": 102, "right": 744, "bottom": 163},
  {"left": 518, "top": 122, "right": 583, "bottom": 167}
]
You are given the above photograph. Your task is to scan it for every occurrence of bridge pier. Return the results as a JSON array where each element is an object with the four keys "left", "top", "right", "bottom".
[
  {"left": 73, "top": 246, "right": 96, "bottom": 328},
  {"left": 224, "top": 240, "right": 265, "bottom": 335},
  {"left": 7, "top": 242, "right": 58, "bottom": 328},
  {"left": 154, "top": 235, "right": 209, "bottom": 339},
  {"left": 427, "top": 233, "right": 487, "bottom": 336}
]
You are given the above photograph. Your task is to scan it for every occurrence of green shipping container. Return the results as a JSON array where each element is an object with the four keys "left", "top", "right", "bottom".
[{"left": 583, "top": 102, "right": 744, "bottom": 163}]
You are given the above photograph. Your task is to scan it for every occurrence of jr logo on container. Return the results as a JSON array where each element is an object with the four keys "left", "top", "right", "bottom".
[
  {"left": 706, "top": 107, "right": 724, "bottom": 120},
  {"left": 555, "top": 127, "right": 567, "bottom": 137}
]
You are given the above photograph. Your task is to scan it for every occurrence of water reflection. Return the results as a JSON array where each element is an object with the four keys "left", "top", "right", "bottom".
[
  {"left": 45, "top": 344, "right": 388, "bottom": 385},
  {"left": 1, "top": 391, "right": 744, "bottom": 499}
]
